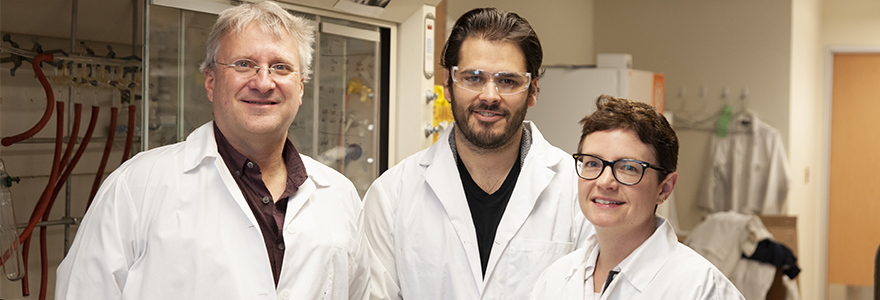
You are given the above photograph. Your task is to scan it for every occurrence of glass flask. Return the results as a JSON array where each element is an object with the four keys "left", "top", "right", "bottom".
[{"left": 0, "top": 158, "right": 24, "bottom": 281}]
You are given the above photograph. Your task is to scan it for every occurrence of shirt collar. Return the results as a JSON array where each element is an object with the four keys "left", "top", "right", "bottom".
[{"left": 213, "top": 123, "right": 308, "bottom": 197}]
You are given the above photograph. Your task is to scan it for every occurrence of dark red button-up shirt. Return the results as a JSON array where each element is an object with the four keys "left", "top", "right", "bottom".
[{"left": 214, "top": 124, "right": 308, "bottom": 286}]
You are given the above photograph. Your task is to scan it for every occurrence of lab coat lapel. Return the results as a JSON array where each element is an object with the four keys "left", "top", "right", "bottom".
[
  {"left": 285, "top": 170, "right": 318, "bottom": 225},
  {"left": 566, "top": 265, "right": 587, "bottom": 299},
  {"left": 482, "top": 123, "right": 556, "bottom": 286},
  {"left": 422, "top": 125, "right": 484, "bottom": 291},
  {"left": 185, "top": 122, "right": 261, "bottom": 231},
  {"left": 558, "top": 247, "right": 590, "bottom": 299}
]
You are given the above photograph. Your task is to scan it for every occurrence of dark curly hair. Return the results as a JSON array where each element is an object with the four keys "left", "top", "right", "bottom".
[{"left": 577, "top": 95, "right": 678, "bottom": 176}]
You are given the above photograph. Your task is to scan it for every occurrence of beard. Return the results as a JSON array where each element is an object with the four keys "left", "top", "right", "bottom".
[{"left": 450, "top": 92, "right": 529, "bottom": 150}]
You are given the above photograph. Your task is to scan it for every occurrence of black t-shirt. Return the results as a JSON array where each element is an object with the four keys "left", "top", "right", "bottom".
[{"left": 456, "top": 151, "right": 523, "bottom": 277}]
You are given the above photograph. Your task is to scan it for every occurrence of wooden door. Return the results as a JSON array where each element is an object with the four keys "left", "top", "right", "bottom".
[{"left": 828, "top": 53, "right": 880, "bottom": 287}]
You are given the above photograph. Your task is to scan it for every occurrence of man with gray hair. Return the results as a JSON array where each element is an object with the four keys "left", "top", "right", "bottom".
[{"left": 55, "top": 1, "right": 369, "bottom": 299}]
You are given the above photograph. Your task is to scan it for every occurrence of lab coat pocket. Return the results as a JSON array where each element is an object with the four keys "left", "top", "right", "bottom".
[
  {"left": 340, "top": 236, "right": 359, "bottom": 276},
  {"left": 319, "top": 236, "right": 359, "bottom": 300},
  {"left": 502, "top": 239, "right": 574, "bottom": 296}
]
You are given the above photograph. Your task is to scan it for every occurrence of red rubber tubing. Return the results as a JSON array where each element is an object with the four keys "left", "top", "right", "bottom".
[
  {"left": 87, "top": 106, "right": 118, "bottom": 211},
  {"left": 121, "top": 104, "right": 136, "bottom": 163},
  {"left": 32, "top": 102, "right": 79, "bottom": 299},
  {"left": 37, "top": 106, "right": 99, "bottom": 300},
  {"left": 0, "top": 103, "right": 76, "bottom": 272},
  {"left": 58, "top": 104, "right": 83, "bottom": 171},
  {"left": 1, "top": 53, "right": 55, "bottom": 147},
  {"left": 18, "top": 101, "right": 64, "bottom": 296}
]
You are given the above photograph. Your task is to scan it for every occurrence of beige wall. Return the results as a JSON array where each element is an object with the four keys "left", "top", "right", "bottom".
[
  {"left": 821, "top": 0, "right": 880, "bottom": 45},
  {"left": 446, "top": 0, "right": 595, "bottom": 66},
  {"left": 592, "top": 0, "right": 793, "bottom": 239},
  {"left": 790, "top": 0, "right": 823, "bottom": 298}
]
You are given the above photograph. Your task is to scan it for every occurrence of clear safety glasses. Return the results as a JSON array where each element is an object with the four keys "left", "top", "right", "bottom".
[{"left": 451, "top": 66, "right": 531, "bottom": 95}]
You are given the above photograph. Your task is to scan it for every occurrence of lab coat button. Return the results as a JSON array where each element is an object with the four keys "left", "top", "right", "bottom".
[
  {"left": 262, "top": 196, "right": 271, "bottom": 204},
  {"left": 280, "top": 290, "right": 290, "bottom": 299}
]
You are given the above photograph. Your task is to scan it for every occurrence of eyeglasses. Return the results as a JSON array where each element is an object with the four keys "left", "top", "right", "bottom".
[
  {"left": 451, "top": 66, "right": 531, "bottom": 95},
  {"left": 215, "top": 59, "right": 300, "bottom": 78},
  {"left": 573, "top": 153, "right": 668, "bottom": 186}
]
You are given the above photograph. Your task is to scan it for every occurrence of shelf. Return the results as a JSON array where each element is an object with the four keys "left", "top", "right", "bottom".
[{"left": 16, "top": 217, "right": 80, "bottom": 229}]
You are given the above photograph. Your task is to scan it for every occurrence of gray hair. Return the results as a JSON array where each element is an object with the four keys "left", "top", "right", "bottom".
[{"left": 199, "top": 0, "right": 315, "bottom": 81}]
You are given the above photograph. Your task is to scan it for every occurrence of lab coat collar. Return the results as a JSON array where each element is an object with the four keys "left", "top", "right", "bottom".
[
  {"left": 614, "top": 216, "right": 676, "bottom": 293},
  {"left": 543, "top": 231, "right": 597, "bottom": 299},
  {"left": 520, "top": 121, "right": 566, "bottom": 167},
  {"left": 183, "top": 121, "right": 262, "bottom": 231},
  {"left": 565, "top": 234, "right": 598, "bottom": 298},
  {"left": 183, "top": 121, "right": 221, "bottom": 173},
  {"left": 730, "top": 110, "right": 759, "bottom": 134},
  {"left": 420, "top": 121, "right": 565, "bottom": 293},
  {"left": 285, "top": 173, "right": 317, "bottom": 226},
  {"left": 182, "top": 122, "right": 326, "bottom": 234},
  {"left": 304, "top": 159, "right": 332, "bottom": 188}
]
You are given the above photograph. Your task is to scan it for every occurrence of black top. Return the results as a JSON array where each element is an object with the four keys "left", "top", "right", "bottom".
[{"left": 456, "top": 149, "right": 523, "bottom": 277}]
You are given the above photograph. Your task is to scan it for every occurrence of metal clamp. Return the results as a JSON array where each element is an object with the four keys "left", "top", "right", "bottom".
[
  {"left": 426, "top": 90, "right": 438, "bottom": 103},
  {"left": 424, "top": 122, "right": 446, "bottom": 137}
]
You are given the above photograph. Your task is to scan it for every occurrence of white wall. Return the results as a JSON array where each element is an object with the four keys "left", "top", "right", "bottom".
[{"left": 447, "top": 0, "right": 594, "bottom": 66}]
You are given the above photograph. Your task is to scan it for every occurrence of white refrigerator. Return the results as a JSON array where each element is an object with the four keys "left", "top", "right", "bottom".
[{"left": 528, "top": 66, "right": 665, "bottom": 154}]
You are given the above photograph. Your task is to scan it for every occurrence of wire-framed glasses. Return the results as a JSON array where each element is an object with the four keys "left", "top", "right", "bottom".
[
  {"left": 451, "top": 66, "right": 531, "bottom": 95},
  {"left": 215, "top": 59, "right": 300, "bottom": 78},
  {"left": 573, "top": 153, "right": 668, "bottom": 186}
]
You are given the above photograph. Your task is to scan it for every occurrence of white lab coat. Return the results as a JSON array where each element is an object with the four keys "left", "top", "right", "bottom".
[
  {"left": 364, "top": 121, "right": 592, "bottom": 300},
  {"left": 530, "top": 216, "right": 744, "bottom": 300},
  {"left": 685, "top": 211, "right": 785, "bottom": 300},
  {"left": 699, "top": 111, "right": 791, "bottom": 214},
  {"left": 56, "top": 122, "right": 369, "bottom": 300}
]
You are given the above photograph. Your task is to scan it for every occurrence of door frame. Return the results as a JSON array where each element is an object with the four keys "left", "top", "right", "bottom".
[{"left": 822, "top": 45, "right": 880, "bottom": 298}]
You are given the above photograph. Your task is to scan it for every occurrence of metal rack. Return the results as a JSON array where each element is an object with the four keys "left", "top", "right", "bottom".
[
  {"left": 0, "top": 41, "right": 142, "bottom": 254},
  {"left": 0, "top": 2, "right": 144, "bottom": 298}
]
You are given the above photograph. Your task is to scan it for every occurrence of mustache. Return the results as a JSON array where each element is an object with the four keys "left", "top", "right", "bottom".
[{"left": 469, "top": 102, "right": 504, "bottom": 113}]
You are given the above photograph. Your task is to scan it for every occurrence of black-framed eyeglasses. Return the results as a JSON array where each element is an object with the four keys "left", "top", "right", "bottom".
[
  {"left": 573, "top": 153, "right": 668, "bottom": 186},
  {"left": 215, "top": 59, "right": 300, "bottom": 78}
]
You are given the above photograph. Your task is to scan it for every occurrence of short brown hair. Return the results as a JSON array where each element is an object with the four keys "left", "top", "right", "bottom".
[{"left": 577, "top": 95, "right": 678, "bottom": 175}]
